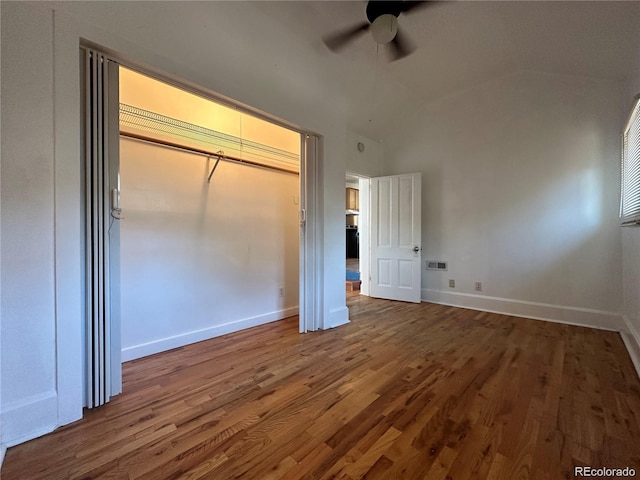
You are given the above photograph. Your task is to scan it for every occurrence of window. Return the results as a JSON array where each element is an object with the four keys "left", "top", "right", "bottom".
[{"left": 621, "top": 94, "right": 640, "bottom": 225}]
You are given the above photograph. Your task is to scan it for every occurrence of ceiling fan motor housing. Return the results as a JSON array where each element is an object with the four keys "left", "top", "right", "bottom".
[
  {"left": 371, "top": 15, "right": 399, "bottom": 44},
  {"left": 366, "top": 1, "right": 404, "bottom": 44},
  {"left": 321, "top": 0, "right": 421, "bottom": 60}
]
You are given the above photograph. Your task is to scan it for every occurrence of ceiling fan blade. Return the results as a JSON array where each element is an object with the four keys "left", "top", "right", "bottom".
[
  {"left": 401, "top": 1, "right": 438, "bottom": 15},
  {"left": 389, "top": 29, "right": 416, "bottom": 61},
  {"left": 322, "top": 22, "right": 371, "bottom": 52}
]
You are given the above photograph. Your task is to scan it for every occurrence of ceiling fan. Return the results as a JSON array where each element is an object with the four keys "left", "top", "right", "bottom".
[{"left": 322, "top": 1, "right": 434, "bottom": 61}]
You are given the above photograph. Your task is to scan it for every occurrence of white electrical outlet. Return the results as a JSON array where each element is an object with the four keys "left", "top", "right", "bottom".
[
  {"left": 475, "top": 282, "right": 482, "bottom": 291},
  {"left": 279, "top": 286, "right": 285, "bottom": 297},
  {"left": 449, "top": 279, "right": 455, "bottom": 288}
]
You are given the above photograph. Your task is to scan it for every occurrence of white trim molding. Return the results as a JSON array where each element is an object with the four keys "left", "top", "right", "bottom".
[
  {"left": 327, "top": 306, "right": 350, "bottom": 329},
  {"left": 622, "top": 315, "right": 640, "bottom": 379},
  {"left": 121, "top": 307, "right": 299, "bottom": 362},
  {"left": 422, "top": 289, "right": 624, "bottom": 332},
  {"left": 1, "top": 391, "right": 58, "bottom": 448}
]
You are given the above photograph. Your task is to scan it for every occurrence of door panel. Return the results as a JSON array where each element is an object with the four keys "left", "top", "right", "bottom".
[
  {"left": 370, "top": 173, "right": 422, "bottom": 303},
  {"left": 82, "top": 48, "right": 121, "bottom": 407},
  {"left": 299, "top": 134, "right": 320, "bottom": 333},
  {"left": 398, "top": 259, "right": 413, "bottom": 288},
  {"left": 377, "top": 178, "right": 392, "bottom": 246}
]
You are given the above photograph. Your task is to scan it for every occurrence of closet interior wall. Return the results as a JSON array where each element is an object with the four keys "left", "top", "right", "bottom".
[{"left": 119, "top": 70, "right": 300, "bottom": 361}]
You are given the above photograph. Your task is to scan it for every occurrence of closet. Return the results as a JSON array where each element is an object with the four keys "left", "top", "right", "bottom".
[{"left": 118, "top": 68, "right": 301, "bottom": 361}]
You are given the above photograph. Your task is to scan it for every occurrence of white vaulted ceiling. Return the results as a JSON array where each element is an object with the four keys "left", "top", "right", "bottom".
[
  {"left": 52, "top": 1, "right": 640, "bottom": 141},
  {"left": 263, "top": 0, "right": 640, "bottom": 140}
]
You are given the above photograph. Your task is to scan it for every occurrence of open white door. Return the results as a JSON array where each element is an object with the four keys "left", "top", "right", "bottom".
[{"left": 370, "top": 173, "right": 422, "bottom": 303}]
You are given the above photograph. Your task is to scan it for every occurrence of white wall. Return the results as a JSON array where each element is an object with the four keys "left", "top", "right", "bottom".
[
  {"left": 384, "top": 71, "right": 625, "bottom": 329},
  {"left": 0, "top": 1, "right": 349, "bottom": 449},
  {"left": 0, "top": 0, "right": 4, "bottom": 460},
  {"left": 346, "top": 131, "right": 384, "bottom": 178},
  {"left": 1, "top": 4, "right": 60, "bottom": 447},
  {"left": 120, "top": 139, "right": 300, "bottom": 360}
]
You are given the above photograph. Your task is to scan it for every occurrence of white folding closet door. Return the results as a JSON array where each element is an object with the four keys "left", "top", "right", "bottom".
[
  {"left": 82, "top": 48, "right": 122, "bottom": 408},
  {"left": 299, "top": 134, "right": 320, "bottom": 333}
]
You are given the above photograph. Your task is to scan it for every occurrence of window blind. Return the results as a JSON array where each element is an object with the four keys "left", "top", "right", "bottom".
[{"left": 621, "top": 95, "right": 640, "bottom": 225}]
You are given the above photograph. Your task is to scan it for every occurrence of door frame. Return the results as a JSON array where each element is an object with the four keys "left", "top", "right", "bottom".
[
  {"left": 358, "top": 176, "right": 371, "bottom": 297},
  {"left": 345, "top": 171, "right": 371, "bottom": 297}
]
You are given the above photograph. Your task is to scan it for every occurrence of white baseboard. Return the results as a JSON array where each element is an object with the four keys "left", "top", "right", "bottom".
[
  {"left": 622, "top": 315, "right": 640, "bottom": 380},
  {"left": 422, "top": 289, "right": 624, "bottom": 332},
  {"left": 121, "top": 306, "right": 299, "bottom": 362},
  {"left": 326, "top": 306, "right": 350, "bottom": 329},
  {"left": 1, "top": 391, "right": 58, "bottom": 448}
]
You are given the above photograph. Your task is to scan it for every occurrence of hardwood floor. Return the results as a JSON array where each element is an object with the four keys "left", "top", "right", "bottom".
[{"left": 3, "top": 293, "right": 640, "bottom": 479}]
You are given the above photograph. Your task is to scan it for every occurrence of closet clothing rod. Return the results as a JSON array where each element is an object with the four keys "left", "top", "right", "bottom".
[
  {"left": 207, "top": 153, "right": 223, "bottom": 183},
  {"left": 120, "top": 131, "right": 300, "bottom": 176}
]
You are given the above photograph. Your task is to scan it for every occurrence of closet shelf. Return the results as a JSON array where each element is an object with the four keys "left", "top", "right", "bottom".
[{"left": 119, "top": 103, "right": 299, "bottom": 173}]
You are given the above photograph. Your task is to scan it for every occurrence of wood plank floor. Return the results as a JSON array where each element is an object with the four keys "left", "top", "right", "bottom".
[{"left": 3, "top": 293, "right": 640, "bottom": 479}]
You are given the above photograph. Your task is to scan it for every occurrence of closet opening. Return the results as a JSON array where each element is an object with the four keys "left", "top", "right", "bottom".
[
  {"left": 118, "top": 67, "right": 303, "bottom": 361},
  {"left": 82, "top": 45, "right": 321, "bottom": 408}
]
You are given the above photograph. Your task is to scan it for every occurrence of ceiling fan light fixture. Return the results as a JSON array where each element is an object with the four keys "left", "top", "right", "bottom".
[{"left": 370, "top": 14, "right": 398, "bottom": 45}]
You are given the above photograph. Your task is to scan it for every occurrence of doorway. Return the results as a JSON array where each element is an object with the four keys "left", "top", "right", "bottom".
[
  {"left": 345, "top": 174, "right": 361, "bottom": 291},
  {"left": 345, "top": 173, "right": 371, "bottom": 295},
  {"left": 345, "top": 172, "right": 422, "bottom": 302}
]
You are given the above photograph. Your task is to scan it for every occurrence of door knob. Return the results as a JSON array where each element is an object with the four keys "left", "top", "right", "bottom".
[{"left": 413, "top": 246, "right": 421, "bottom": 252}]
